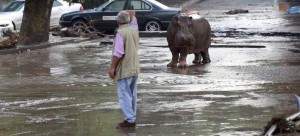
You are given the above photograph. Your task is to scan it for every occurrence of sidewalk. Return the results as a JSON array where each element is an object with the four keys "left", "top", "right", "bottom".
[{"left": 0, "top": 35, "right": 100, "bottom": 55}]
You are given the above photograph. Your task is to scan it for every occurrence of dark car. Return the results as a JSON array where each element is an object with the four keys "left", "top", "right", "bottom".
[{"left": 59, "top": 0, "right": 180, "bottom": 32}]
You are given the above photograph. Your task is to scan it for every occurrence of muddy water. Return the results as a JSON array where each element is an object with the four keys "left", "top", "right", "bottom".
[{"left": 0, "top": 33, "right": 300, "bottom": 136}]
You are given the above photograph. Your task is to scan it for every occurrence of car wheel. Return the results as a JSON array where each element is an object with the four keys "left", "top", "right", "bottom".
[
  {"left": 12, "top": 21, "right": 16, "bottom": 30},
  {"left": 145, "top": 20, "right": 161, "bottom": 31},
  {"left": 72, "top": 19, "right": 87, "bottom": 30}
]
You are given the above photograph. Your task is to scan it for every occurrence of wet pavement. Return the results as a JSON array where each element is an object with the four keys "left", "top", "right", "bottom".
[{"left": 1, "top": 0, "right": 300, "bottom": 136}]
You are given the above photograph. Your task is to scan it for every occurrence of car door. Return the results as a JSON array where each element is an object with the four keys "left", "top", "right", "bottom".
[
  {"left": 95, "top": 0, "right": 127, "bottom": 32},
  {"left": 126, "top": 0, "right": 152, "bottom": 30},
  {"left": 50, "top": 0, "right": 64, "bottom": 27}
]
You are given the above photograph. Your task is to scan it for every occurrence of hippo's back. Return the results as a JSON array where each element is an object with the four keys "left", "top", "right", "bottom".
[
  {"left": 191, "top": 16, "right": 211, "bottom": 35},
  {"left": 190, "top": 15, "right": 211, "bottom": 52}
]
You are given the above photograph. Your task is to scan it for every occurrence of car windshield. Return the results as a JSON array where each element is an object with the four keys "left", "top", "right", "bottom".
[
  {"left": 147, "top": 0, "right": 169, "bottom": 9},
  {"left": 1, "top": 1, "right": 25, "bottom": 12}
]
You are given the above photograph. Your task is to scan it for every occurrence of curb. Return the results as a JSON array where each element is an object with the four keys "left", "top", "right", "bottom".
[
  {"left": 0, "top": 37, "right": 91, "bottom": 55},
  {"left": 139, "top": 31, "right": 300, "bottom": 38},
  {"left": 144, "top": 44, "right": 266, "bottom": 48},
  {"left": 139, "top": 31, "right": 166, "bottom": 37},
  {"left": 0, "top": 29, "right": 295, "bottom": 55}
]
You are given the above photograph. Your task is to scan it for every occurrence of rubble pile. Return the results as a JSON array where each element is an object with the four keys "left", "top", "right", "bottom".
[
  {"left": 0, "top": 30, "right": 18, "bottom": 49},
  {"left": 263, "top": 114, "right": 300, "bottom": 135},
  {"left": 224, "top": 9, "right": 249, "bottom": 15}
]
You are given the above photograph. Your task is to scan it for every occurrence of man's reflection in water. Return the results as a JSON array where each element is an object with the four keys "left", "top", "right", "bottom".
[{"left": 118, "top": 127, "right": 136, "bottom": 136}]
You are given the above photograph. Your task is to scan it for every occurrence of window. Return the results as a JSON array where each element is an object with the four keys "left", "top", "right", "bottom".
[
  {"left": 130, "top": 0, "right": 151, "bottom": 10},
  {"left": 105, "top": 1, "right": 125, "bottom": 11},
  {"left": 53, "top": 1, "right": 63, "bottom": 7},
  {"left": 1, "top": 1, "right": 25, "bottom": 12},
  {"left": 147, "top": 0, "right": 168, "bottom": 9}
]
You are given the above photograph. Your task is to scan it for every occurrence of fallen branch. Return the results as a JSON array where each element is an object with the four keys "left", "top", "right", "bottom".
[
  {"left": 51, "top": 17, "right": 106, "bottom": 38},
  {"left": 224, "top": 9, "right": 249, "bottom": 15},
  {"left": 0, "top": 30, "right": 18, "bottom": 49}
]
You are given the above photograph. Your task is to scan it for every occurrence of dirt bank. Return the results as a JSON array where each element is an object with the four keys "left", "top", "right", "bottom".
[{"left": 159, "top": 0, "right": 273, "bottom": 10}]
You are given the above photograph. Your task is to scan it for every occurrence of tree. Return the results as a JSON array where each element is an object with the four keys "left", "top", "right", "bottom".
[
  {"left": 17, "top": 0, "right": 106, "bottom": 45},
  {"left": 18, "top": 0, "right": 54, "bottom": 45}
]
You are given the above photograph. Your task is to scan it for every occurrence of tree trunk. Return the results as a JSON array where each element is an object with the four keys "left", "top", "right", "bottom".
[{"left": 18, "top": 0, "right": 54, "bottom": 45}]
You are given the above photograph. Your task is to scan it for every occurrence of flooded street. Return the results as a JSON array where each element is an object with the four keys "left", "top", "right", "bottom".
[
  {"left": 1, "top": 36, "right": 300, "bottom": 135},
  {"left": 1, "top": 0, "right": 300, "bottom": 136}
]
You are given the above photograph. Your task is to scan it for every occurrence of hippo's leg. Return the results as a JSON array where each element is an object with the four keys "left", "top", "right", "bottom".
[
  {"left": 192, "top": 53, "right": 202, "bottom": 64},
  {"left": 167, "top": 50, "right": 179, "bottom": 67},
  {"left": 178, "top": 51, "right": 188, "bottom": 68},
  {"left": 201, "top": 49, "right": 211, "bottom": 63}
]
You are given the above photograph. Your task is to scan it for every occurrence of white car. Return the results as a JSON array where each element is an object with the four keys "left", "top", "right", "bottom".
[
  {"left": 0, "top": 19, "right": 14, "bottom": 31},
  {"left": 0, "top": 0, "right": 84, "bottom": 30},
  {"left": 0, "top": 18, "right": 14, "bottom": 37}
]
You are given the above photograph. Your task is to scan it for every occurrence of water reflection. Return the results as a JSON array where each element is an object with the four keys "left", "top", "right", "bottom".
[
  {"left": 49, "top": 46, "right": 72, "bottom": 76},
  {"left": 50, "top": 67, "right": 70, "bottom": 76},
  {"left": 117, "top": 127, "right": 136, "bottom": 136},
  {"left": 167, "top": 65, "right": 209, "bottom": 75},
  {"left": 0, "top": 50, "right": 50, "bottom": 77}
]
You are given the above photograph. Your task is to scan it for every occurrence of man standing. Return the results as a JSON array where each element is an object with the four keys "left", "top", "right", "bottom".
[{"left": 108, "top": 10, "right": 140, "bottom": 128}]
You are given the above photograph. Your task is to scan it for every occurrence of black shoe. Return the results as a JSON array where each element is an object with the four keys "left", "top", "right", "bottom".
[{"left": 116, "top": 121, "right": 136, "bottom": 129}]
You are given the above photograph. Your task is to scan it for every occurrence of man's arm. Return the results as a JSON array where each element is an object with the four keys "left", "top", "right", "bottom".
[
  {"left": 109, "top": 33, "right": 124, "bottom": 79},
  {"left": 109, "top": 56, "right": 121, "bottom": 79},
  {"left": 127, "top": 10, "right": 137, "bottom": 21},
  {"left": 127, "top": 10, "right": 138, "bottom": 30}
]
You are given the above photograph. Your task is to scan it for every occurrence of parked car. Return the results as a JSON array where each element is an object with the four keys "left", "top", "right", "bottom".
[
  {"left": 0, "top": 18, "right": 14, "bottom": 37},
  {"left": 0, "top": 1, "right": 10, "bottom": 11},
  {"left": 59, "top": 0, "right": 181, "bottom": 32},
  {"left": 0, "top": 0, "right": 84, "bottom": 30},
  {"left": 0, "top": 18, "right": 14, "bottom": 31}
]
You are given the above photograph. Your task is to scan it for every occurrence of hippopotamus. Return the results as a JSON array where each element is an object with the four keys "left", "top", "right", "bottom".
[{"left": 166, "top": 13, "right": 211, "bottom": 68}]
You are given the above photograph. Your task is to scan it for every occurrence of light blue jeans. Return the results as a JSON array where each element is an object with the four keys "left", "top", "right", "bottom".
[{"left": 117, "top": 76, "right": 138, "bottom": 123}]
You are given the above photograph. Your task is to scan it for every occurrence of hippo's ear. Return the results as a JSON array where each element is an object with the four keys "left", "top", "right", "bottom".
[{"left": 188, "top": 17, "right": 193, "bottom": 27}]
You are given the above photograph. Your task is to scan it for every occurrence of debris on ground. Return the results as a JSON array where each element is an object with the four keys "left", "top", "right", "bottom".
[
  {"left": 224, "top": 9, "right": 249, "bottom": 15},
  {"left": 263, "top": 114, "right": 300, "bottom": 135},
  {"left": 263, "top": 115, "right": 296, "bottom": 134},
  {"left": 51, "top": 21, "right": 106, "bottom": 39},
  {"left": 0, "top": 30, "right": 18, "bottom": 49}
]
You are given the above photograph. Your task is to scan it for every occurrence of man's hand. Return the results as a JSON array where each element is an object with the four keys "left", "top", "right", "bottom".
[
  {"left": 127, "top": 10, "right": 137, "bottom": 21},
  {"left": 108, "top": 56, "right": 121, "bottom": 79},
  {"left": 127, "top": 10, "right": 136, "bottom": 17},
  {"left": 109, "top": 67, "right": 116, "bottom": 79}
]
